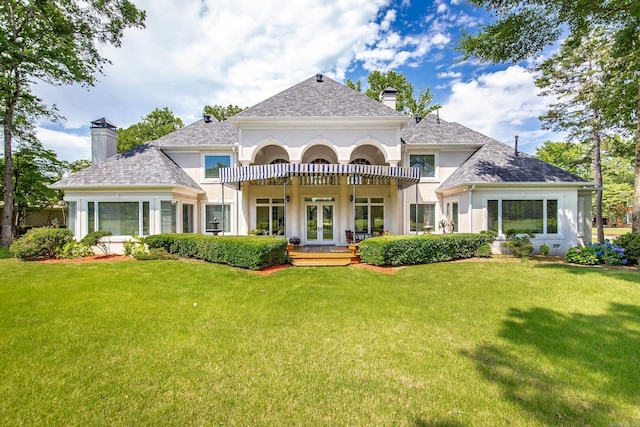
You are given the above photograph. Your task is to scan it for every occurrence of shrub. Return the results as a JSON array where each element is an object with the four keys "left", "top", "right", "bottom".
[
  {"left": 358, "top": 233, "right": 496, "bottom": 266},
  {"left": 123, "top": 235, "right": 147, "bottom": 258},
  {"left": 565, "top": 241, "right": 627, "bottom": 266},
  {"left": 10, "top": 228, "right": 74, "bottom": 260},
  {"left": 59, "top": 241, "right": 94, "bottom": 259},
  {"left": 539, "top": 243, "right": 551, "bottom": 256},
  {"left": 145, "top": 234, "right": 289, "bottom": 270},
  {"left": 475, "top": 243, "right": 493, "bottom": 258},
  {"left": 81, "top": 231, "right": 113, "bottom": 255},
  {"left": 502, "top": 233, "right": 534, "bottom": 259},
  {"left": 133, "top": 247, "right": 178, "bottom": 261},
  {"left": 614, "top": 233, "right": 640, "bottom": 265}
]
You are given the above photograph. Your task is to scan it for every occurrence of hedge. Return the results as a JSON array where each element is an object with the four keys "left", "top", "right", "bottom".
[
  {"left": 358, "top": 233, "right": 496, "bottom": 266},
  {"left": 10, "top": 228, "right": 74, "bottom": 261},
  {"left": 145, "top": 234, "right": 289, "bottom": 270}
]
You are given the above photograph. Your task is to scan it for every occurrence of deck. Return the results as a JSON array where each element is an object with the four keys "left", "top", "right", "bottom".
[{"left": 287, "top": 245, "right": 360, "bottom": 267}]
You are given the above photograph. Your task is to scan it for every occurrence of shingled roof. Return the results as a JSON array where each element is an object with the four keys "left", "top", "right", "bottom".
[
  {"left": 153, "top": 117, "right": 237, "bottom": 147},
  {"left": 232, "top": 74, "right": 408, "bottom": 119},
  {"left": 51, "top": 143, "right": 204, "bottom": 192},
  {"left": 401, "top": 114, "right": 494, "bottom": 146},
  {"left": 439, "top": 138, "right": 590, "bottom": 190}
]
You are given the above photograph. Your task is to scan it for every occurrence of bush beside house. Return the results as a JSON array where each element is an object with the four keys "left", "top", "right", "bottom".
[
  {"left": 358, "top": 233, "right": 496, "bottom": 266},
  {"left": 10, "top": 228, "right": 74, "bottom": 260},
  {"left": 145, "top": 234, "right": 289, "bottom": 270}
]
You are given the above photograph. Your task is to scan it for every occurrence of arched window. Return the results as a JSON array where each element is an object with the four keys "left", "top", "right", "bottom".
[
  {"left": 310, "top": 158, "right": 331, "bottom": 165},
  {"left": 349, "top": 158, "right": 371, "bottom": 165},
  {"left": 270, "top": 158, "right": 289, "bottom": 164}
]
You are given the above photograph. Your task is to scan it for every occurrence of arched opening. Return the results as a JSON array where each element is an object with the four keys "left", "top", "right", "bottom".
[
  {"left": 253, "top": 145, "right": 290, "bottom": 165},
  {"left": 349, "top": 144, "right": 387, "bottom": 165}
]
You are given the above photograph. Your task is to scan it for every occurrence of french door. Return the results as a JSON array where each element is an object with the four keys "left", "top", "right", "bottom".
[{"left": 305, "top": 203, "right": 335, "bottom": 244}]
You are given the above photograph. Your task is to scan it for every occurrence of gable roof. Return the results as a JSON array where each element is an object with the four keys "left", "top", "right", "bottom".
[
  {"left": 51, "top": 143, "right": 204, "bottom": 192},
  {"left": 439, "top": 138, "right": 590, "bottom": 190},
  {"left": 401, "top": 114, "right": 493, "bottom": 146},
  {"left": 153, "top": 118, "right": 237, "bottom": 147},
  {"left": 232, "top": 75, "right": 408, "bottom": 119}
]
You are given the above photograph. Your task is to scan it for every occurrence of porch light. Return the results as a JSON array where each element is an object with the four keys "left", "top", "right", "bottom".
[{"left": 286, "top": 195, "right": 290, "bottom": 203}]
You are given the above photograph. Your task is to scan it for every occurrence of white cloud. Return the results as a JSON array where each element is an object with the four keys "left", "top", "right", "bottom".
[
  {"left": 437, "top": 71, "right": 462, "bottom": 79},
  {"left": 441, "top": 65, "right": 552, "bottom": 152},
  {"left": 36, "top": 128, "right": 91, "bottom": 162}
]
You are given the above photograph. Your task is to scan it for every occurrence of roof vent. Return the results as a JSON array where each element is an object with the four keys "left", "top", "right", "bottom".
[
  {"left": 514, "top": 135, "right": 519, "bottom": 156},
  {"left": 203, "top": 114, "right": 212, "bottom": 123},
  {"left": 316, "top": 73, "right": 324, "bottom": 82},
  {"left": 415, "top": 117, "right": 422, "bottom": 124}
]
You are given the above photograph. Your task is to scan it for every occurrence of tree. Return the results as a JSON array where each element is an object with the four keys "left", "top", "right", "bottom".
[
  {"left": 535, "top": 141, "right": 591, "bottom": 178},
  {"left": 117, "top": 107, "right": 183, "bottom": 153},
  {"left": 458, "top": 0, "right": 640, "bottom": 232},
  {"left": 203, "top": 104, "right": 245, "bottom": 122},
  {"left": 1, "top": 1, "right": 146, "bottom": 246},
  {"left": 346, "top": 71, "right": 440, "bottom": 117},
  {"left": 535, "top": 30, "right": 612, "bottom": 242},
  {"left": 0, "top": 141, "right": 66, "bottom": 236}
]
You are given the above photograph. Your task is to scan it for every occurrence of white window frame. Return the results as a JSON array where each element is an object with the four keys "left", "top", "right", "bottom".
[
  {"left": 486, "top": 197, "right": 561, "bottom": 237},
  {"left": 408, "top": 152, "right": 439, "bottom": 181},
  {"left": 202, "top": 153, "right": 232, "bottom": 182}
]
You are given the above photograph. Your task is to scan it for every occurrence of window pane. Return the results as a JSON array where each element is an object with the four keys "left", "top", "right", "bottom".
[
  {"left": 182, "top": 204, "right": 194, "bottom": 233},
  {"left": 370, "top": 198, "right": 384, "bottom": 204},
  {"left": 67, "top": 202, "right": 76, "bottom": 235},
  {"left": 256, "top": 198, "right": 269, "bottom": 204},
  {"left": 272, "top": 205, "right": 285, "bottom": 235},
  {"left": 502, "top": 200, "right": 543, "bottom": 234},
  {"left": 371, "top": 205, "right": 384, "bottom": 233},
  {"left": 410, "top": 204, "right": 435, "bottom": 232},
  {"left": 161, "top": 201, "right": 177, "bottom": 233},
  {"left": 451, "top": 203, "right": 459, "bottom": 232},
  {"left": 256, "top": 206, "right": 269, "bottom": 233},
  {"left": 488, "top": 200, "right": 498, "bottom": 232},
  {"left": 355, "top": 206, "right": 368, "bottom": 233},
  {"left": 204, "top": 155, "right": 231, "bottom": 179},
  {"left": 206, "top": 205, "right": 231, "bottom": 232},
  {"left": 142, "top": 202, "right": 150, "bottom": 236},
  {"left": 88, "top": 202, "right": 95, "bottom": 232},
  {"left": 410, "top": 154, "right": 435, "bottom": 178},
  {"left": 355, "top": 197, "right": 368, "bottom": 204},
  {"left": 98, "top": 202, "right": 139, "bottom": 235},
  {"left": 547, "top": 200, "right": 558, "bottom": 233}
]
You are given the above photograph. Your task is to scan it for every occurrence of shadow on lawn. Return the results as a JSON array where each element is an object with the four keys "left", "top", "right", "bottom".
[{"left": 465, "top": 303, "right": 640, "bottom": 425}]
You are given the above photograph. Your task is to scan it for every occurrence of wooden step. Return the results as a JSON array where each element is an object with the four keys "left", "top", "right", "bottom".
[{"left": 291, "top": 258, "right": 352, "bottom": 267}]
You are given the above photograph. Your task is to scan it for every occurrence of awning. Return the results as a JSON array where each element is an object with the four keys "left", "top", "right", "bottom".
[{"left": 219, "top": 163, "right": 421, "bottom": 190}]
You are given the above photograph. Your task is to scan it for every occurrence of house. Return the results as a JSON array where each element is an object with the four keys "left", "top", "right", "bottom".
[{"left": 52, "top": 74, "right": 593, "bottom": 254}]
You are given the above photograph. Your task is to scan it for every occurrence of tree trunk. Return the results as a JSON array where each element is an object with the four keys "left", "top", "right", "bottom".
[
  {"left": 593, "top": 110, "right": 605, "bottom": 243},
  {"left": 633, "top": 86, "right": 640, "bottom": 233},
  {"left": 2, "top": 107, "right": 15, "bottom": 247}
]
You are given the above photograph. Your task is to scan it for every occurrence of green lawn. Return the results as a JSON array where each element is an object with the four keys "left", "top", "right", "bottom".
[{"left": 1, "top": 255, "right": 639, "bottom": 426}]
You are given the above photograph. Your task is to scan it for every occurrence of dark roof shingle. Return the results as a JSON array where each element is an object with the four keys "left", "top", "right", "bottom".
[
  {"left": 233, "top": 75, "right": 408, "bottom": 119},
  {"left": 51, "top": 143, "right": 204, "bottom": 191}
]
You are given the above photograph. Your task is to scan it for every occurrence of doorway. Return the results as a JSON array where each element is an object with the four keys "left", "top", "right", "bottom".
[{"left": 305, "top": 200, "right": 335, "bottom": 244}]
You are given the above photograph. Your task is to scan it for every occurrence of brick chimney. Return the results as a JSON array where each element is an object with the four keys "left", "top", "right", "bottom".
[
  {"left": 380, "top": 87, "right": 398, "bottom": 110},
  {"left": 91, "top": 118, "right": 117, "bottom": 165}
]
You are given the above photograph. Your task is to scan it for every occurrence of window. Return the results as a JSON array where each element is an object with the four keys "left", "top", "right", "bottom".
[
  {"left": 183, "top": 204, "right": 194, "bottom": 233},
  {"left": 410, "top": 203, "right": 436, "bottom": 232},
  {"left": 87, "top": 201, "right": 150, "bottom": 236},
  {"left": 349, "top": 158, "right": 371, "bottom": 165},
  {"left": 204, "top": 155, "right": 231, "bottom": 179},
  {"left": 447, "top": 202, "right": 459, "bottom": 232},
  {"left": 206, "top": 205, "right": 231, "bottom": 233},
  {"left": 255, "top": 198, "right": 285, "bottom": 235},
  {"left": 488, "top": 199, "right": 558, "bottom": 235},
  {"left": 160, "top": 201, "right": 177, "bottom": 233},
  {"left": 409, "top": 154, "right": 435, "bottom": 178},
  {"left": 270, "top": 158, "right": 289, "bottom": 164},
  {"left": 355, "top": 197, "right": 384, "bottom": 234},
  {"left": 310, "top": 158, "right": 330, "bottom": 165},
  {"left": 67, "top": 201, "right": 77, "bottom": 235}
]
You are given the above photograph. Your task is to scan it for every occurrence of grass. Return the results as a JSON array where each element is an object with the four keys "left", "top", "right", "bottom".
[
  {"left": 0, "top": 255, "right": 639, "bottom": 426},
  {"left": 593, "top": 226, "right": 631, "bottom": 242}
]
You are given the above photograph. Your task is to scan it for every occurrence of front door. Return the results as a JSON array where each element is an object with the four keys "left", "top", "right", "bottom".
[{"left": 305, "top": 203, "right": 335, "bottom": 244}]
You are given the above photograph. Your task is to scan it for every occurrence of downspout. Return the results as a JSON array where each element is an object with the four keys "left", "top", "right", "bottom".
[
  {"left": 468, "top": 185, "right": 475, "bottom": 232},
  {"left": 221, "top": 183, "right": 225, "bottom": 236}
]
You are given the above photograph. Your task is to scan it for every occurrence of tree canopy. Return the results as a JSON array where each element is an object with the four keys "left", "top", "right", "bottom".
[
  {"left": 1, "top": 0, "right": 146, "bottom": 245},
  {"left": 117, "top": 107, "right": 184, "bottom": 153},
  {"left": 459, "top": 0, "right": 640, "bottom": 232},
  {"left": 347, "top": 71, "right": 440, "bottom": 117},
  {"left": 203, "top": 105, "right": 245, "bottom": 122}
]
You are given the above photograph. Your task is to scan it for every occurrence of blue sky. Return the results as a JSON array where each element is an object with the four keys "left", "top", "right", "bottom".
[{"left": 33, "top": 0, "right": 561, "bottom": 162}]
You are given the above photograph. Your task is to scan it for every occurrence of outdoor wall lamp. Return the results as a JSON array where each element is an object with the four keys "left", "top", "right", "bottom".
[
  {"left": 286, "top": 195, "right": 290, "bottom": 203},
  {"left": 350, "top": 195, "right": 354, "bottom": 202}
]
